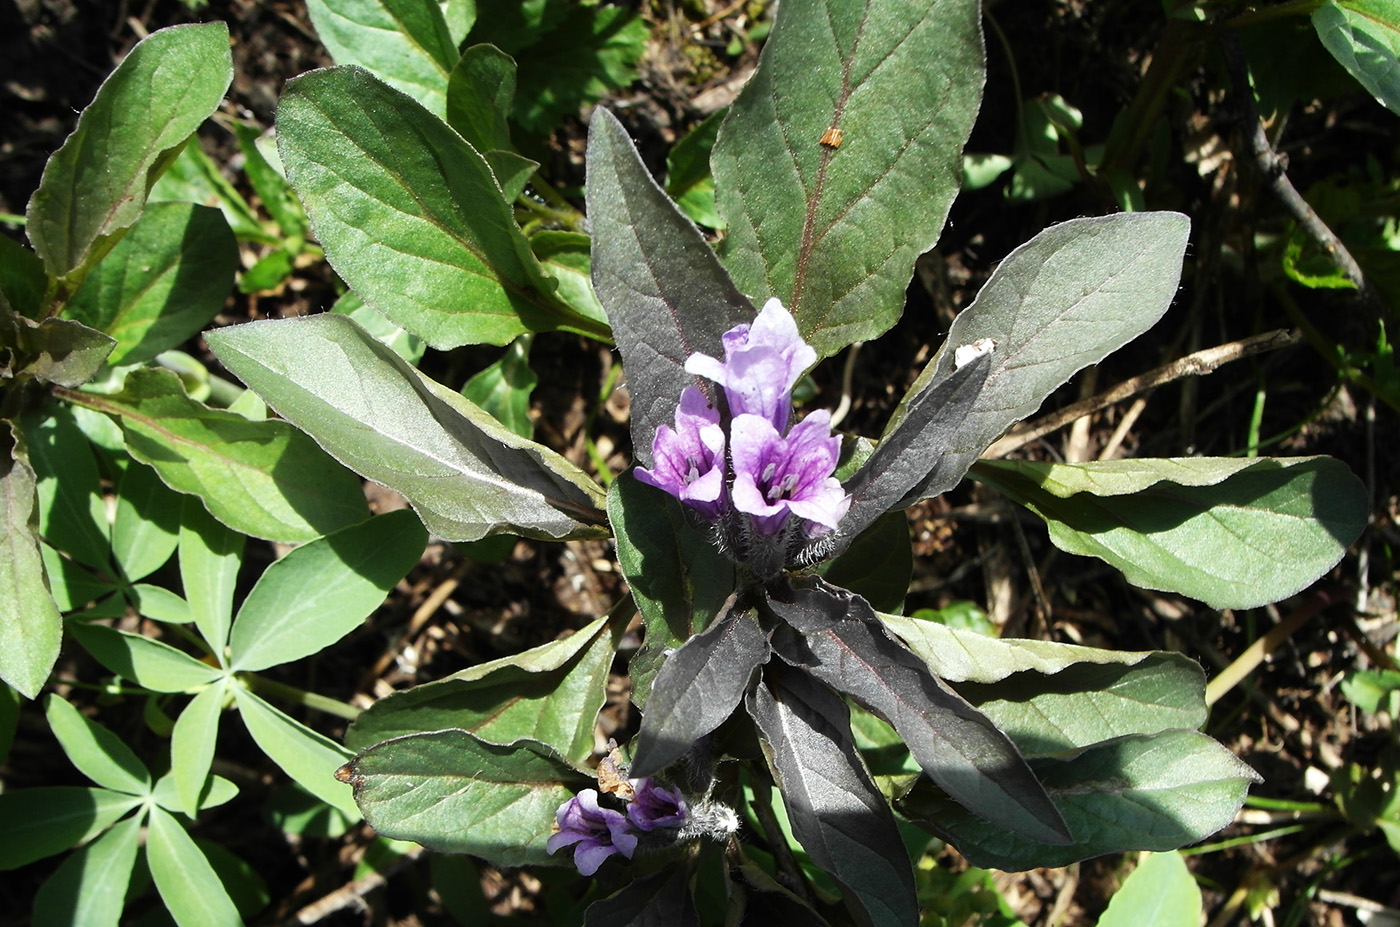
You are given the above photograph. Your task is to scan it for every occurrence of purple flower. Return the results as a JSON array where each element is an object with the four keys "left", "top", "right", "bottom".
[
  {"left": 546, "top": 789, "right": 639, "bottom": 876},
  {"left": 686, "top": 298, "right": 816, "bottom": 431},
  {"left": 626, "top": 778, "right": 688, "bottom": 831},
  {"left": 635, "top": 387, "right": 727, "bottom": 519},
  {"left": 729, "top": 411, "right": 850, "bottom": 537}
]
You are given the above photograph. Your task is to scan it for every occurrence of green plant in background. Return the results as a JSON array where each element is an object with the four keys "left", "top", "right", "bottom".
[{"left": 0, "top": 0, "right": 1393, "bottom": 925}]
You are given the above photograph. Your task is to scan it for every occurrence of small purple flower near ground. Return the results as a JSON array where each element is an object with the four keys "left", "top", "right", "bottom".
[
  {"left": 626, "top": 778, "right": 688, "bottom": 831},
  {"left": 635, "top": 386, "right": 727, "bottom": 519},
  {"left": 729, "top": 410, "right": 850, "bottom": 537},
  {"left": 686, "top": 297, "right": 817, "bottom": 431},
  {"left": 546, "top": 789, "right": 639, "bottom": 876}
]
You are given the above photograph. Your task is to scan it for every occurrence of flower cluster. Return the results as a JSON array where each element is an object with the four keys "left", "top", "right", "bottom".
[
  {"left": 546, "top": 777, "right": 687, "bottom": 876},
  {"left": 636, "top": 299, "right": 850, "bottom": 561}
]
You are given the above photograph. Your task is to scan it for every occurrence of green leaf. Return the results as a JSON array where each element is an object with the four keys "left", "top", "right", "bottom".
[
  {"left": 461, "top": 335, "right": 538, "bottom": 438},
  {"left": 510, "top": 5, "right": 648, "bottom": 135},
  {"left": 0, "top": 786, "right": 141, "bottom": 870},
  {"left": 146, "top": 805, "right": 246, "bottom": 927},
  {"left": 305, "top": 0, "right": 458, "bottom": 117},
  {"left": 898, "top": 729, "right": 1260, "bottom": 871},
  {"left": 237, "top": 249, "right": 294, "bottom": 295},
  {"left": 179, "top": 497, "right": 243, "bottom": 652},
  {"left": 892, "top": 213, "right": 1190, "bottom": 504},
  {"left": 331, "top": 290, "right": 426, "bottom": 365},
  {"left": 64, "top": 202, "right": 238, "bottom": 366},
  {"left": 229, "top": 510, "right": 426, "bottom": 671},
  {"left": 231, "top": 685, "right": 358, "bottom": 819},
  {"left": 1, "top": 314, "right": 115, "bottom": 387},
  {"left": 712, "top": 0, "right": 985, "bottom": 357},
  {"left": 632, "top": 607, "right": 769, "bottom": 777},
  {"left": 1, "top": 426, "right": 64, "bottom": 697},
  {"left": 171, "top": 681, "right": 227, "bottom": 816},
  {"left": 973, "top": 456, "right": 1368, "bottom": 610},
  {"left": 152, "top": 771, "right": 239, "bottom": 814},
  {"left": 230, "top": 122, "right": 308, "bottom": 240},
  {"left": 111, "top": 460, "right": 181, "bottom": 582},
  {"left": 131, "top": 583, "right": 195, "bottom": 624},
  {"left": 0, "top": 233, "right": 47, "bottom": 318},
  {"left": 446, "top": 43, "right": 518, "bottom": 154},
  {"left": 1313, "top": 1, "right": 1400, "bottom": 116},
  {"left": 442, "top": 0, "right": 476, "bottom": 46},
  {"left": 276, "top": 66, "right": 604, "bottom": 348},
  {"left": 1340, "top": 668, "right": 1400, "bottom": 714},
  {"left": 748, "top": 664, "right": 918, "bottom": 927},
  {"left": 148, "top": 136, "right": 269, "bottom": 244},
  {"left": 666, "top": 110, "right": 726, "bottom": 229},
  {"left": 607, "top": 472, "right": 735, "bottom": 705},
  {"left": 530, "top": 231, "right": 607, "bottom": 327},
  {"left": 344, "top": 730, "right": 590, "bottom": 867},
  {"left": 68, "top": 621, "right": 222, "bottom": 693},
  {"left": 81, "top": 367, "right": 371, "bottom": 543},
  {"left": 45, "top": 695, "right": 151, "bottom": 795},
  {"left": 25, "top": 23, "right": 233, "bottom": 282},
  {"left": 31, "top": 811, "right": 142, "bottom": 927},
  {"left": 23, "top": 405, "right": 110, "bottom": 571},
  {"left": 43, "top": 545, "right": 116, "bottom": 614},
  {"left": 768, "top": 580, "right": 1070, "bottom": 846},
  {"left": 345, "top": 613, "right": 619, "bottom": 765},
  {"left": 1098, "top": 852, "right": 1201, "bottom": 927},
  {"left": 207, "top": 313, "right": 607, "bottom": 542},
  {"left": 586, "top": 108, "right": 755, "bottom": 467}
]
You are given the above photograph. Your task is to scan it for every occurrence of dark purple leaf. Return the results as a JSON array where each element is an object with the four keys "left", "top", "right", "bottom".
[
  {"left": 586, "top": 108, "right": 754, "bottom": 467},
  {"left": 584, "top": 863, "right": 699, "bottom": 927},
  {"left": 631, "top": 605, "right": 769, "bottom": 777},
  {"left": 746, "top": 663, "right": 917, "bottom": 927},
  {"left": 766, "top": 578, "right": 1071, "bottom": 846}
]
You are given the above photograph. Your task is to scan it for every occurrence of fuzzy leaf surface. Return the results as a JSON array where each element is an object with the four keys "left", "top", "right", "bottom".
[
  {"left": 768, "top": 578, "right": 1069, "bottom": 845},
  {"left": 345, "top": 730, "right": 590, "bottom": 867},
  {"left": 608, "top": 472, "right": 735, "bottom": 705},
  {"left": 305, "top": 0, "right": 458, "bottom": 116},
  {"left": 898, "top": 729, "right": 1260, "bottom": 870},
  {"left": 748, "top": 664, "right": 918, "bottom": 927},
  {"left": 712, "top": 0, "right": 985, "bottom": 357},
  {"left": 585, "top": 865, "right": 699, "bottom": 927},
  {"left": 82, "top": 368, "right": 370, "bottom": 543},
  {"left": 587, "top": 108, "right": 754, "bottom": 466},
  {"left": 25, "top": 23, "right": 232, "bottom": 281},
  {"left": 973, "top": 456, "right": 1367, "bottom": 609},
  {"left": 207, "top": 313, "right": 607, "bottom": 542},
  {"left": 276, "top": 67, "right": 602, "bottom": 348},
  {"left": 1, "top": 430, "right": 63, "bottom": 697},
  {"left": 631, "top": 606, "right": 769, "bottom": 777},
  {"left": 345, "top": 614, "right": 619, "bottom": 765},
  {"left": 1, "top": 315, "right": 115, "bottom": 388},
  {"left": 894, "top": 213, "right": 1190, "bottom": 501},
  {"left": 64, "top": 202, "right": 238, "bottom": 366},
  {"left": 1314, "top": 1, "right": 1400, "bottom": 116},
  {"left": 445, "top": 44, "right": 518, "bottom": 154}
]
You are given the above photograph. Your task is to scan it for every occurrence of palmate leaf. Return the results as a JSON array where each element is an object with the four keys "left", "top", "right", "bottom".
[
  {"left": 345, "top": 613, "right": 621, "bottom": 766},
  {"left": 747, "top": 663, "right": 918, "bottom": 927},
  {"left": 276, "top": 66, "right": 604, "bottom": 348},
  {"left": 766, "top": 578, "right": 1070, "bottom": 846},
  {"left": 207, "top": 313, "right": 607, "bottom": 543},
  {"left": 630, "top": 606, "right": 769, "bottom": 778},
  {"left": 973, "top": 456, "right": 1368, "bottom": 609},
  {"left": 31, "top": 811, "right": 142, "bottom": 927},
  {"left": 897, "top": 729, "right": 1260, "bottom": 871},
  {"left": 26, "top": 23, "right": 233, "bottom": 284},
  {"left": 607, "top": 472, "right": 736, "bottom": 705},
  {"left": 343, "top": 730, "right": 591, "bottom": 867},
  {"left": 0, "top": 787, "right": 142, "bottom": 870},
  {"left": 587, "top": 108, "right": 755, "bottom": 467},
  {"left": 712, "top": 0, "right": 985, "bottom": 358}
]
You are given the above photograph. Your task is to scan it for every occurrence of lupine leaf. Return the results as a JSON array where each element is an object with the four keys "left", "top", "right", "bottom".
[
  {"left": 178, "top": 497, "right": 244, "bottom": 654},
  {"left": 68, "top": 622, "right": 223, "bottom": 693},
  {"left": 631, "top": 606, "right": 769, "bottom": 777},
  {"left": 25, "top": 23, "right": 233, "bottom": 283},
  {"left": 146, "top": 804, "right": 245, "bottom": 927},
  {"left": 207, "top": 313, "right": 607, "bottom": 543},
  {"left": 110, "top": 460, "right": 181, "bottom": 583},
  {"left": 748, "top": 663, "right": 918, "bottom": 927},
  {"left": 0, "top": 787, "right": 141, "bottom": 870},
  {"left": 231, "top": 685, "right": 358, "bottom": 819},
  {"left": 973, "top": 456, "right": 1367, "bottom": 609},
  {"left": 45, "top": 696, "right": 151, "bottom": 796},
  {"left": 712, "top": 0, "right": 985, "bottom": 358},
  {"left": 171, "top": 681, "right": 226, "bottom": 816},
  {"left": 767, "top": 578, "right": 1070, "bottom": 845},
  {"left": 586, "top": 107, "right": 754, "bottom": 467},
  {"left": 344, "top": 730, "right": 590, "bottom": 867},
  {"left": 31, "top": 811, "right": 142, "bottom": 927},
  {"left": 23, "top": 405, "right": 110, "bottom": 571}
]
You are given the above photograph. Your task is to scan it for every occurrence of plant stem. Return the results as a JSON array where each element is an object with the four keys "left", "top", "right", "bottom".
[
  {"left": 240, "top": 673, "right": 362, "bottom": 720},
  {"left": 1205, "top": 588, "right": 1342, "bottom": 706}
]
